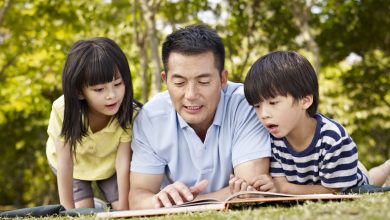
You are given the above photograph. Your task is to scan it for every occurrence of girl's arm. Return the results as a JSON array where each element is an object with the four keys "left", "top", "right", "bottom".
[
  {"left": 273, "top": 176, "right": 341, "bottom": 194},
  {"left": 115, "top": 142, "right": 131, "bottom": 210},
  {"left": 55, "top": 140, "right": 75, "bottom": 209}
]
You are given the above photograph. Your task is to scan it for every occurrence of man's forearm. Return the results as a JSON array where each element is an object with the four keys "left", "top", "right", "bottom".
[
  {"left": 195, "top": 186, "right": 231, "bottom": 201},
  {"left": 129, "top": 189, "right": 156, "bottom": 210}
]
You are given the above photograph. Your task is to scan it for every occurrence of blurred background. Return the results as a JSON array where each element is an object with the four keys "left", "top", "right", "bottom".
[{"left": 0, "top": 0, "right": 389, "bottom": 209}]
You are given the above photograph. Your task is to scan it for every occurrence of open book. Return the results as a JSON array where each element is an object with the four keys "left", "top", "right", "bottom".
[{"left": 95, "top": 191, "right": 361, "bottom": 219}]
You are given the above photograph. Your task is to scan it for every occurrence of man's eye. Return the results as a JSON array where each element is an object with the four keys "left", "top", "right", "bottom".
[
  {"left": 173, "top": 82, "right": 184, "bottom": 86},
  {"left": 199, "top": 81, "right": 210, "bottom": 85}
]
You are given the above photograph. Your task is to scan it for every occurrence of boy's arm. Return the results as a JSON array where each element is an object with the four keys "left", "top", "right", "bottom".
[
  {"left": 55, "top": 140, "right": 75, "bottom": 209},
  {"left": 115, "top": 142, "right": 131, "bottom": 210},
  {"left": 273, "top": 176, "right": 342, "bottom": 194}
]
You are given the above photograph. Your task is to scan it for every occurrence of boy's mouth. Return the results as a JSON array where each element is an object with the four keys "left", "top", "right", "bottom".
[{"left": 266, "top": 123, "right": 278, "bottom": 132}]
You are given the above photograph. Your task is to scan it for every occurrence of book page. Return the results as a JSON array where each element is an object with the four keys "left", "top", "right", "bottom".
[
  {"left": 224, "top": 191, "right": 361, "bottom": 205},
  {"left": 225, "top": 191, "right": 335, "bottom": 202},
  {"left": 174, "top": 198, "right": 222, "bottom": 207}
]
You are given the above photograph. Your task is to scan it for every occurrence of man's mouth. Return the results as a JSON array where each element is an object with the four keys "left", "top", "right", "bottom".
[{"left": 185, "top": 106, "right": 201, "bottom": 110}]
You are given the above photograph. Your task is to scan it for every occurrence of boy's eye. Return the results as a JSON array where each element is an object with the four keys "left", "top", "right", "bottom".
[
  {"left": 253, "top": 104, "right": 260, "bottom": 108},
  {"left": 269, "top": 101, "right": 278, "bottom": 105}
]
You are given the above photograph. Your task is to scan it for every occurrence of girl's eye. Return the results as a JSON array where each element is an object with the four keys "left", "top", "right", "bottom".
[
  {"left": 114, "top": 81, "right": 123, "bottom": 87},
  {"left": 269, "top": 101, "right": 278, "bottom": 105},
  {"left": 93, "top": 88, "right": 104, "bottom": 92},
  {"left": 253, "top": 104, "right": 260, "bottom": 108}
]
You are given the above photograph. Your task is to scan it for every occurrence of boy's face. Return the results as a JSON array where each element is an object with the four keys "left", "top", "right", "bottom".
[
  {"left": 254, "top": 94, "right": 313, "bottom": 139},
  {"left": 162, "top": 51, "right": 228, "bottom": 135}
]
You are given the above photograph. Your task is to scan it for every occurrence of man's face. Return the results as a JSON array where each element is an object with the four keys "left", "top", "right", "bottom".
[{"left": 162, "top": 51, "right": 227, "bottom": 134}]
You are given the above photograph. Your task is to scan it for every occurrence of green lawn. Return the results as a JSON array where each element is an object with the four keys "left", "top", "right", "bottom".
[{"left": 8, "top": 192, "right": 390, "bottom": 220}]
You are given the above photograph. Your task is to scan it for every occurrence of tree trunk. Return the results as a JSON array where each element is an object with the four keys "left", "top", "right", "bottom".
[
  {"left": 132, "top": 0, "right": 149, "bottom": 103},
  {"left": 288, "top": 1, "right": 320, "bottom": 74},
  {"left": 0, "top": 0, "right": 11, "bottom": 26},
  {"left": 140, "top": 0, "right": 162, "bottom": 97}
]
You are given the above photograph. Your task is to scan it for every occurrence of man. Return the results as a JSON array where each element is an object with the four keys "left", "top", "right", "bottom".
[{"left": 129, "top": 24, "right": 272, "bottom": 209}]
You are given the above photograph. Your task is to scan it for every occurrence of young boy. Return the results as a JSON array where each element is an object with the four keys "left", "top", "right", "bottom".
[{"left": 234, "top": 51, "right": 389, "bottom": 194}]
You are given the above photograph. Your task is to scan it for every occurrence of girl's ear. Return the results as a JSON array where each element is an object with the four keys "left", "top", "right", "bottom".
[
  {"left": 301, "top": 95, "right": 313, "bottom": 110},
  {"left": 78, "top": 93, "right": 85, "bottom": 100}
]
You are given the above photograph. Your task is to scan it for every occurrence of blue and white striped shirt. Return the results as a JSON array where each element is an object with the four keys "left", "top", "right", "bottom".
[{"left": 270, "top": 113, "right": 368, "bottom": 190}]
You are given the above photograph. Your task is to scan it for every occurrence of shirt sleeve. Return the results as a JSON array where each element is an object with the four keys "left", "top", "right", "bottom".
[
  {"left": 119, "top": 124, "right": 131, "bottom": 143},
  {"left": 47, "top": 101, "right": 65, "bottom": 142},
  {"left": 270, "top": 153, "right": 286, "bottom": 177},
  {"left": 231, "top": 99, "right": 271, "bottom": 167},
  {"left": 130, "top": 110, "right": 166, "bottom": 174},
  {"left": 319, "top": 130, "right": 359, "bottom": 189}
]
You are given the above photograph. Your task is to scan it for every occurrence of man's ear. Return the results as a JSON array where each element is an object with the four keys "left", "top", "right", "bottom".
[
  {"left": 301, "top": 95, "right": 313, "bottom": 110},
  {"left": 220, "top": 70, "right": 228, "bottom": 88},
  {"left": 161, "top": 71, "right": 167, "bottom": 84}
]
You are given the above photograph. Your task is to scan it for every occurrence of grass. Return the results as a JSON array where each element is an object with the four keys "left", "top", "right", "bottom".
[{"left": 8, "top": 192, "right": 390, "bottom": 220}]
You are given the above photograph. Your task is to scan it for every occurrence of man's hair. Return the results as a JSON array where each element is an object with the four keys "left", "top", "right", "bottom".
[
  {"left": 244, "top": 51, "right": 319, "bottom": 117},
  {"left": 161, "top": 24, "right": 225, "bottom": 74}
]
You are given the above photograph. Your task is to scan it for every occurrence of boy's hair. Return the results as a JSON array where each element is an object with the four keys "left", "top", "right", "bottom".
[
  {"left": 61, "top": 37, "right": 134, "bottom": 152},
  {"left": 161, "top": 24, "right": 225, "bottom": 74},
  {"left": 244, "top": 51, "right": 319, "bottom": 117}
]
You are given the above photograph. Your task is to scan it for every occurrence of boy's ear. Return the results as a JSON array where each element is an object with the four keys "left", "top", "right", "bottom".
[{"left": 301, "top": 95, "right": 313, "bottom": 110}]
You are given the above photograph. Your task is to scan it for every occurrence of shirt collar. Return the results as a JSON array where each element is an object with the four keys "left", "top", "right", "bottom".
[{"left": 87, "top": 117, "right": 119, "bottom": 134}]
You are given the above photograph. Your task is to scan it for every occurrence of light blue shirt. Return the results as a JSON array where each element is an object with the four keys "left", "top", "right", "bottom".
[{"left": 131, "top": 82, "right": 271, "bottom": 193}]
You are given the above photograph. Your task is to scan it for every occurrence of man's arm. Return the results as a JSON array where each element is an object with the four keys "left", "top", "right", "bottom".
[
  {"left": 129, "top": 172, "right": 208, "bottom": 209},
  {"left": 129, "top": 172, "right": 163, "bottom": 209},
  {"left": 198, "top": 157, "right": 273, "bottom": 201}
]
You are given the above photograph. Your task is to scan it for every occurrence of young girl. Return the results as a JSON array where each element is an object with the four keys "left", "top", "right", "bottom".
[{"left": 46, "top": 37, "right": 137, "bottom": 210}]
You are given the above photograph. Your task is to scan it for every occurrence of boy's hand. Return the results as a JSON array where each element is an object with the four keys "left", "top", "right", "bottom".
[
  {"left": 229, "top": 174, "right": 255, "bottom": 194},
  {"left": 250, "top": 174, "right": 276, "bottom": 192}
]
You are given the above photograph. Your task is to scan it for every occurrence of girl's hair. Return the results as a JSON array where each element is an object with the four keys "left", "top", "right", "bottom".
[
  {"left": 244, "top": 51, "right": 319, "bottom": 117},
  {"left": 61, "top": 37, "right": 135, "bottom": 153}
]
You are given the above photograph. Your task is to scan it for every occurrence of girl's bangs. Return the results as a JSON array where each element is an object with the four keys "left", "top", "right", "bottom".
[{"left": 83, "top": 53, "right": 117, "bottom": 86}]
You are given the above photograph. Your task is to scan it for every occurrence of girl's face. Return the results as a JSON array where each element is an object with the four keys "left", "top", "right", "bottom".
[{"left": 80, "top": 73, "right": 125, "bottom": 119}]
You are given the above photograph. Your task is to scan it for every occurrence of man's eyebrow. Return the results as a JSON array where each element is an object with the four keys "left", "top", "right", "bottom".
[
  {"left": 196, "top": 73, "right": 212, "bottom": 78},
  {"left": 170, "top": 73, "right": 213, "bottom": 79}
]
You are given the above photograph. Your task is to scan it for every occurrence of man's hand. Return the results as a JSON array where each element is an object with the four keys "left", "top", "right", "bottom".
[{"left": 152, "top": 180, "right": 208, "bottom": 208}]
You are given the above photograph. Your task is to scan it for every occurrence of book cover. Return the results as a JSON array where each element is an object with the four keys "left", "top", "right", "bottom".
[{"left": 95, "top": 191, "right": 361, "bottom": 219}]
